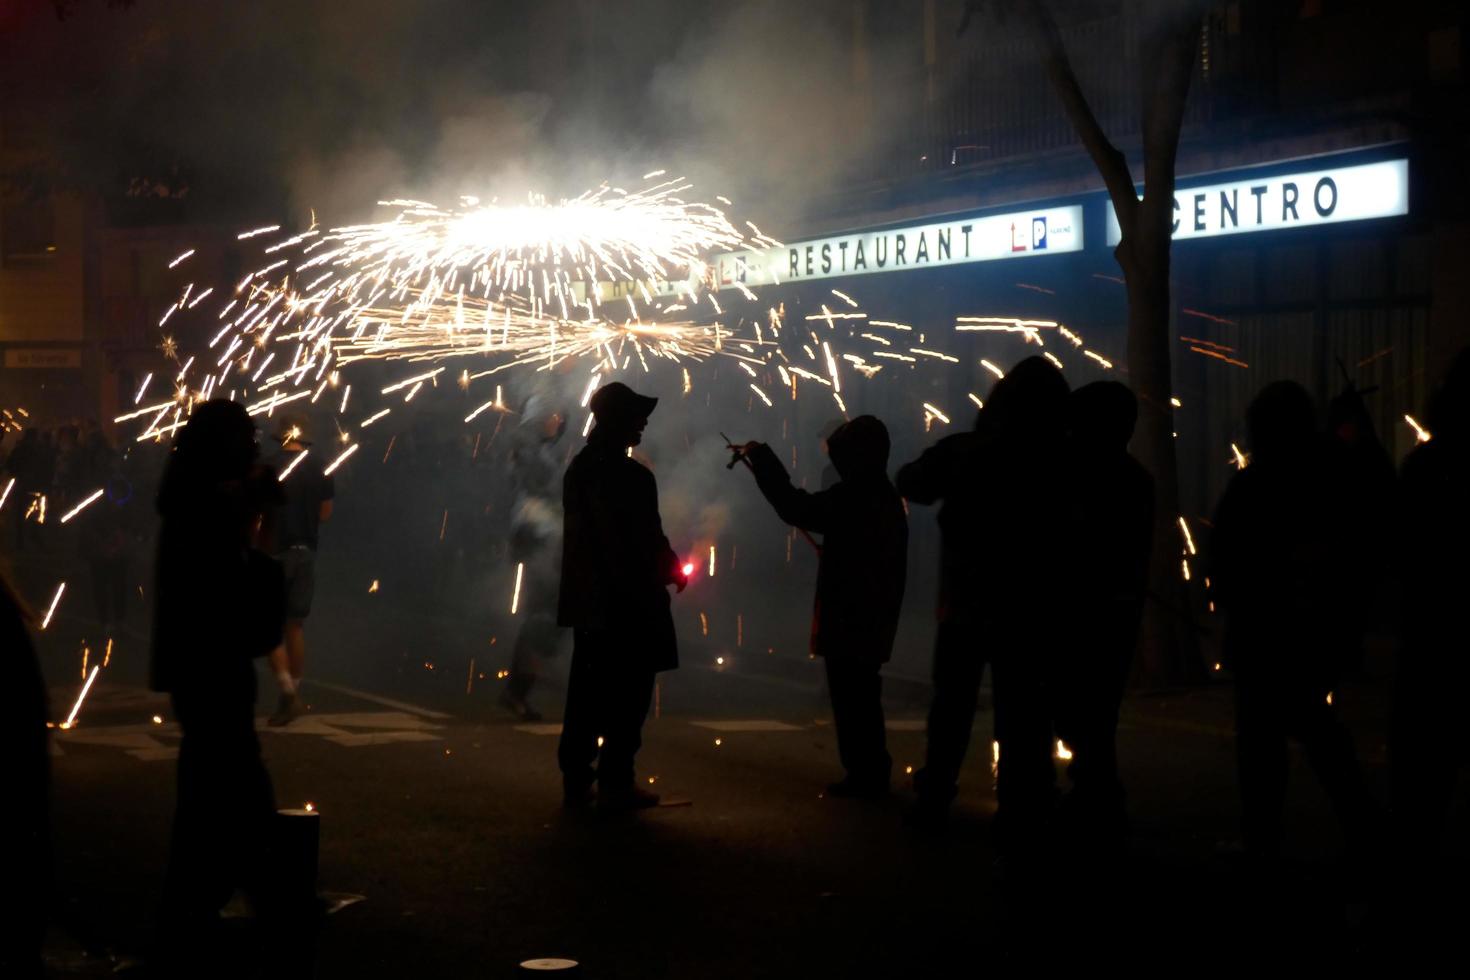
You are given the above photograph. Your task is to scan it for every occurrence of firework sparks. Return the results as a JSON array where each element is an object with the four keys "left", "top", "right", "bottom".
[
  {"left": 510, "top": 562, "right": 525, "bottom": 615},
  {"left": 58, "top": 488, "right": 105, "bottom": 524},
  {"left": 1405, "top": 415, "right": 1431, "bottom": 443},
  {"left": 61, "top": 665, "right": 101, "bottom": 729},
  {"left": 41, "top": 582, "right": 66, "bottom": 630}
]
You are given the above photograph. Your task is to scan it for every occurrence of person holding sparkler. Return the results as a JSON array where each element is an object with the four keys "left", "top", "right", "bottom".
[
  {"left": 557, "top": 382, "right": 686, "bottom": 810},
  {"left": 731, "top": 416, "right": 907, "bottom": 798}
]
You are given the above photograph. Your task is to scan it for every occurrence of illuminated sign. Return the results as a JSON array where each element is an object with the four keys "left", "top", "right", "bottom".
[
  {"left": 1106, "top": 158, "right": 1408, "bottom": 245},
  {"left": 713, "top": 205, "right": 1083, "bottom": 290}
]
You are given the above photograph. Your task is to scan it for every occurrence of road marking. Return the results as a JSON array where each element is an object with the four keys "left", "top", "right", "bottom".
[
  {"left": 304, "top": 680, "right": 453, "bottom": 719},
  {"left": 326, "top": 731, "right": 442, "bottom": 747},
  {"left": 515, "top": 723, "right": 564, "bottom": 736},
  {"left": 690, "top": 720, "right": 805, "bottom": 732}
]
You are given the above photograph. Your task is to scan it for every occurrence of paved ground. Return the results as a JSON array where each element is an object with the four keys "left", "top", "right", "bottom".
[
  {"left": 34, "top": 622, "right": 1467, "bottom": 978},
  {"left": 9, "top": 538, "right": 1461, "bottom": 977}
]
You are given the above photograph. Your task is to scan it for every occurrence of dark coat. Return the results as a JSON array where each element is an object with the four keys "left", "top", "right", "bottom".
[
  {"left": 1209, "top": 446, "right": 1357, "bottom": 683},
  {"left": 149, "top": 468, "right": 284, "bottom": 695},
  {"left": 747, "top": 441, "right": 907, "bottom": 664},
  {"left": 557, "top": 435, "right": 681, "bottom": 672}
]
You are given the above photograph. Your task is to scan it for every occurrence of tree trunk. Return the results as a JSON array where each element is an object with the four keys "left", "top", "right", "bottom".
[{"left": 1121, "top": 215, "right": 1202, "bottom": 685}]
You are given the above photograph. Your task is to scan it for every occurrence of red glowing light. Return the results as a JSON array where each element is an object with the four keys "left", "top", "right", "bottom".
[{"left": 681, "top": 562, "right": 696, "bottom": 577}]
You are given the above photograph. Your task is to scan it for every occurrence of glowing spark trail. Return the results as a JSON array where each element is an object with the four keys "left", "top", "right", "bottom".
[
  {"left": 59, "top": 488, "right": 105, "bottom": 524},
  {"left": 323, "top": 444, "right": 358, "bottom": 476},
  {"left": 277, "top": 450, "right": 310, "bottom": 482},
  {"left": 511, "top": 562, "right": 525, "bottom": 615},
  {"left": 62, "top": 665, "right": 101, "bottom": 729},
  {"left": 41, "top": 582, "right": 66, "bottom": 630}
]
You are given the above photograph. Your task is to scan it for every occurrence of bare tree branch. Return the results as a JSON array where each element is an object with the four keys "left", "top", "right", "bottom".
[
  {"left": 1014, "top": 0, "right": 1140, "bottom": 233},
  {"left": 1140, "top": 12, "right": 1200, "bottom": 212}
]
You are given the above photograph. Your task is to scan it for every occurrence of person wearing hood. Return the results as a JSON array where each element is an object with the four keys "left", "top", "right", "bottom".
[
  {"left": 1210, "top": 381, "right": 1379, "bottom": 861},
  {"left": 557, "top": 382, "right": 687, "bottom": 810},
  {"left": 898, "top": 356, "right": 1072, "bottom": 849},
  {"left": 1056, "top": 381, "right": 1153, "bottom": 846},
  {"left": 736, "top": 415, "right": 908, "bottom": 798}
]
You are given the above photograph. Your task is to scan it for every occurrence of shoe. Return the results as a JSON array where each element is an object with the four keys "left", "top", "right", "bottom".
[
  {"left": 598, "top": 784, "right": 660, "bottom": 811},
  {"left": 268, "top": 692, "right": 303, "bottom": 727},
  {"left": 826, "top": 777, "right": 889, "bottom": 800}
]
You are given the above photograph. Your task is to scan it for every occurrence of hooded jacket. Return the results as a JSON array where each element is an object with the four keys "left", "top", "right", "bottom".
[{"left": 747, "top": 416, "right": 907, "bottom": 663}]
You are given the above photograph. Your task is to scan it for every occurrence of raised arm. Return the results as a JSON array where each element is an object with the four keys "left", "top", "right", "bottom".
[{"left": 745, "top": 443, "right": 836, "bottom": 535}]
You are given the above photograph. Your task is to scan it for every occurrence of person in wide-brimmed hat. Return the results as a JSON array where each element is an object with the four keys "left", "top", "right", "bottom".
[{"left": 556, "top": 382, "right": 686, "bottom": 810}]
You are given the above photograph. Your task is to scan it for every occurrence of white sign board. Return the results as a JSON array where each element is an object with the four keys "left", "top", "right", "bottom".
[
  {"left": 1106, "top": 158, "right": 1408, "bottom": 245},
  {"left": 713, "top": 204, "right": 1083, "bottom": 290}
]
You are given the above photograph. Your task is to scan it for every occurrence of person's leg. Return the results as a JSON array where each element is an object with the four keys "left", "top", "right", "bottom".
[
  {"left": 284, "top": 621, "right": 307, "bottom": 682},
  {"left": 1294, "top": 686, "right": 1379, "bottom": 849},
  {"left": 1234, "top": 677, "right": 1289, "bottom": 859},
  {"left": 915, "top": 622, "right": 983, "bottom": 810},
  {"left": 557, "top": 631, "right": 602, "bottom": 801},
  {"left": 824, "top": 657, "right": 860, "bottom": 781},
  {"left": 990, "top": 645, "right": 1055, "bottom": 853},
  {"left": 598, "top": 653, "right": 656, "bottom": 799}
]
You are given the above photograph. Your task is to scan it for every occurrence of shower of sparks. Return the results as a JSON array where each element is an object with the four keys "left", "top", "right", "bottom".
[
  {"left": 41, "top": 582, "right": 66, "bottom": 630},
  {"left": 124, "top": 175, "right": 796, "bottom": 448},
  {"left": 58, "top": 488, "right": 105, "bottom": 524}
]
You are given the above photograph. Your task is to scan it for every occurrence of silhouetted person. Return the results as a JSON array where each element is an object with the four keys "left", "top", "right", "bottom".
[
  {"left": 1392, "top": 349, "right": 1470, "bottom": 861},
  {"left": 899, "top": 357, "right": 1072, "bottom": 853},
  {"left": 263, "top": 416, "right": 334, "bottom": 726},
  {"left": 1055, "top": 381, "right": 1153, "bottom": 847},
  {"left": 736, "top": 415, "right": 907, "bottom": 797},
  {"left": 5, "top": 427, "right": 49, "bottom": 550},
  {"left": 503, "top": 403, "right": 568, "bottom": 722},
  {"left": 557, "top": 382, "right": 686, "bottom": 810},
  {"left": 1210, "top": 381, "right": 1378, "bottom": 861},
  {"left": 1, "top": 573, "right": 48, "bottom": 979},
  {"left": 150, "top": 400, "right": 287, "bottom": 968}
]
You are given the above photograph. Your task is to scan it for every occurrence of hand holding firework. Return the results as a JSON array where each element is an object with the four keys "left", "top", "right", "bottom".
[{"left": 721, "top": 432, "right": 759, "bottom": 471}]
